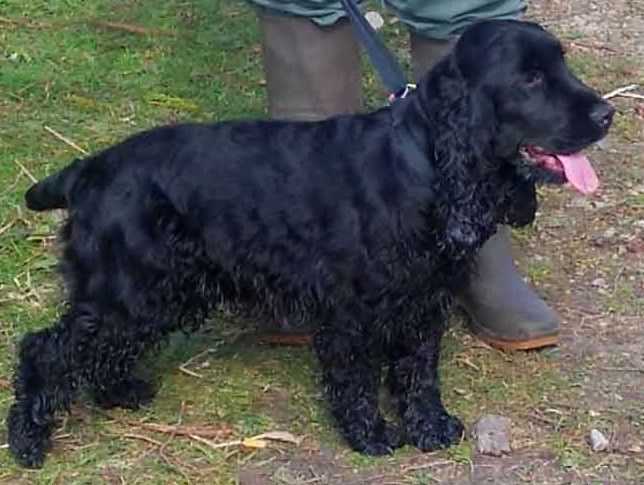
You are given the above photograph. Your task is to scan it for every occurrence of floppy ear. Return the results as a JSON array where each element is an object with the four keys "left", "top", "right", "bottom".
[
  {"left": 416, "top": 55, "right": 498, "bottom": 179},
  {"left": 416, "top": 56, "right": 499, "bottom": 253}
]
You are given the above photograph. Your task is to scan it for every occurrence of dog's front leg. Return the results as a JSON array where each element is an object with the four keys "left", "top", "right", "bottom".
[
  {"left": 390, "top": 320, "right": 464, "bottom": 452},
  {"left": 313, "top": 310, "right": 403, "bottom": 455}
]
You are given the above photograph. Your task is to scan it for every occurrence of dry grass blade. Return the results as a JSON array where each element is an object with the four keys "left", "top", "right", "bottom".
[
  {"left": 178, "top": 366, "right": 202, "bottom": 378},
  {"left": 44, "top": 125, "right": 88, "bottom": 155},
  {"left": 190, "top": 430, "right": 301, "bottom": 452},
  {"left": 0, "top": 221, "right": 15, "bottom": 238},
  {"left": 251, "top": 431, "right": 302, "bottom": 445},
  {"left": 105, "top": 413, "right": 235, "bottom": 439},
  {"left": 86, "top": 19, "right": 179, "bottom": 37},
  {"left": 617, "top": 92, "right": 644, "bottom": 100},
  {"left": 402, "top": 460, "right": 453, "bottom": 473},
  {"left": 190, "top": 434, "right": 242, "bottom": 450},
  {"left": 13, "top": 159, "right": 37, "bottom": 183},
  {"left": 178, "top": 348, "right": 217, "bottom": 378},
  {"left": 122, "top": 433, "right": 164, "bottom": 447}
]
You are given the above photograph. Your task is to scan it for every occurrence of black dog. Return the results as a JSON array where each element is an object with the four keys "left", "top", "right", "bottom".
[{"left": 8, "top": 20, "right": 612, "bottom": 467}]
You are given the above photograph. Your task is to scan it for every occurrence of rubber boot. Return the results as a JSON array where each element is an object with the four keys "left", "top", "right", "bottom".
[
  {"left": 256, "top": 11, "right": 363, "bottom": 345},
  {"left": 410, "top": 34, "right": 454, "bottom": 81},
  {"left": 258, "top": 11, "right": 363, "bottom": 121},
  {"left": 411, "top": 33, "right": 558, "bottom": 351}
]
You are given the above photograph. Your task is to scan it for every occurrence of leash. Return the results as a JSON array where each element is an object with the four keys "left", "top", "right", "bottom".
[{"left": 339, "top": 0, "right": 415, "bottom": 100}]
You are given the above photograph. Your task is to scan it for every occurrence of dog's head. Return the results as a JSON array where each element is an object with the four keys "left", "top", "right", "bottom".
[{"left": 453, "top": 20, "right": 613, "bottom": 195}]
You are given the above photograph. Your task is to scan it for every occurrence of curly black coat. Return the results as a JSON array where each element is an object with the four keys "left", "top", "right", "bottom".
[{"left": 8, "top": 20, "right": 612, "bottom": 467}]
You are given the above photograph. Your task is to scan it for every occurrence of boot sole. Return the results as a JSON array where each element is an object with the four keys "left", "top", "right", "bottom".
[
  {"left": 259, "top": 327, "right": 558, "bottom": 351},
  {"left": 468, "top": 321, "right": 558, "bottom": 351}
]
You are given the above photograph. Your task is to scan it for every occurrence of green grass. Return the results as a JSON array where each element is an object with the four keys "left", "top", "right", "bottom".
[{"left": 0, "top": 1, "right": 641, "bottom": 483}]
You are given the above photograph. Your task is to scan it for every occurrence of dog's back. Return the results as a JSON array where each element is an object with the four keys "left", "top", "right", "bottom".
[{"left": 36, "top": 115, "right": 436, "bottom": 308}]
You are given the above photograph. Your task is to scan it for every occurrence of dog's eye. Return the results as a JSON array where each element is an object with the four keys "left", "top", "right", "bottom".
[{"left": 523, "top": 70, "right": 544, "bottom": 87}]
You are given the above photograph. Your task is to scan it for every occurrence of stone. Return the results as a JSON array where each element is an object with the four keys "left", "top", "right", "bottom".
[
  {"left": 588, "top": 429, "right": 609, "bottom": 452},
  {"left": 364, "top": 11, "right": 384, "bottom": 30},
  {"left": 473, "top": 415, "right": 511, "bottom": 456}
]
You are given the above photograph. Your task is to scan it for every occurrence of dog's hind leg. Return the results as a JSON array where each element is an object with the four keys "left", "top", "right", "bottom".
[
  {"left": 79, "top": 311, "right": 158, "bottom": 411},
  {"left": 314, "top": 309, "right": 403, "bottom": 455},
  {"left": 7, "top": 312, "right": 78, "bottom": 468},
  {"left": 389, "top": 316, "right": 464, "bottom": 452},
  {"left": 90, "top": 377, "right": 156, "bottom": 410}
]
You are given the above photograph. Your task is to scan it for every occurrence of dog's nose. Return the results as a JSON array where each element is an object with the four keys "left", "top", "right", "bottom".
[{"left": 590, "top": 102, "right": 615, "bottom": 130}]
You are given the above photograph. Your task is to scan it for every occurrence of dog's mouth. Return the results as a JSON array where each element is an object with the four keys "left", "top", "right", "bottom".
[{"left": 520, "top": 144, "right": 599, "bottom": 195}]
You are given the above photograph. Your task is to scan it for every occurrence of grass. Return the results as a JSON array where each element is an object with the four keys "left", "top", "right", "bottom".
[{"left": 0, "top": 0, "right": 642, "bottom": 483}]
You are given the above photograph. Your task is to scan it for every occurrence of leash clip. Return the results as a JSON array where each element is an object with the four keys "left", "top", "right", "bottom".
[
  {"left": 389, "top": 83, "right": 417, "bottom": 103},
  {"left": 399, "top": 83, "right": 417, "bottom": 99}
]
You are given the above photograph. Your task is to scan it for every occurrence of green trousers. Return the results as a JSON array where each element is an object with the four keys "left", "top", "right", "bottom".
[{"left": 246, "top": 0, "right": 526, "bottom": 39}]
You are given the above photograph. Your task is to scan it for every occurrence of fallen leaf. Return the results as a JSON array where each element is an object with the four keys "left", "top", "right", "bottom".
[
  {"left": 254, "top": 430, "right": 301, "bottom": 445},
  {"left": 241, "top": 437, "right": 267, "bottom": 449}
]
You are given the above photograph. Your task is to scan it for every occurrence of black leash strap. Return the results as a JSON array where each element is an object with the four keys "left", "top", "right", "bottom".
[{"left": 339, "top": 0, "right": 414, "bottom": 99}]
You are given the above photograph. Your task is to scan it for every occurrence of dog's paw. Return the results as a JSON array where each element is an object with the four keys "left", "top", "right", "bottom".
[
  {"left": 407, "top": 411, "right": 464, "bottom": 452},
  {"left": 92, "top": 377, "right": 157, "bottom": 410},
  {"left": 346, "top": 419, "right": 404, "bottom": 456},
  {"left": 7, "top": 403, "right": 51, "bottom": 468}
]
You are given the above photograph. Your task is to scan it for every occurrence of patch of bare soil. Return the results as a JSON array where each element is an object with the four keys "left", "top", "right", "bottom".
[{"left": 529, "top": 0, "right": 642, "bottom": 58}]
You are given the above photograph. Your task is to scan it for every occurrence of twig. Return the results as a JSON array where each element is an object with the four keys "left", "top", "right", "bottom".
[
  {"left": 105, "top": 412, "right": 235, "bottom": 439},
  {"left": 617, "top": 92, "right": 644, "bottom": 100},
  {"left": 178, "top": 348, "right": 217, "bottom": 379},
  {"left": 569, "top": 41, "right": 617, "bottom": 53},
  {"left": 121, "top": 433, "right": 198, "bottom": 482},
  {"left": 527, "top": 412, "right": 559, "bottom": 428},
  {"left": 603, "top": 367, "right": 644, "bottom": 373},
  {"left": 122, "top": 433, "right": 164, "bottom": 447},
  {"left": 13, "top": 159, "right": 37, "bottom": 183},
  {"left": 603, "top": 84, "right": 638, "bottom": 100},
  {"left": 402, "top": 460, "right": 453, "bottom": 473},
  {"left": 0, "top": 221, "right": 16, "bottom": 238},
  {"left": 456, "top": 356, "right": 481, "bottom": 371},
  {"left": 44, "top": 125, "right": 88, "bottom": 155},
  {"left": 85, "top": 19, "right": 179, "bottom": 37},
  {"left": 178, "top": 367, "right": 203, "bottom": 378},
  {"left": 158, "top": 450, "right": 196, "bottom": 483},
  {"left": 190, "top": 434, "right": 241, "bottom": 450}
]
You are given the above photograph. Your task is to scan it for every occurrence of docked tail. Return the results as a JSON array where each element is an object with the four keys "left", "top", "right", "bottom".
[{"left": 25, "top": 158, "right": 86, "bottom": 211}]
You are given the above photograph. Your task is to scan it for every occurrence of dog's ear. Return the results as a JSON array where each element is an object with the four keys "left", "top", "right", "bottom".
[
  {"left": 415, "top": 55, "right": 500, "bottom": 253},
  {"left": 416, "top": 54, "right": 498, "bottom": 178}
]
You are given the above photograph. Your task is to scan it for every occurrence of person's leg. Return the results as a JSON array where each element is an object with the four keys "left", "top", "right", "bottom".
[
  {"left": 388, "top": 0, "right": 558, "bottom": 351},
  {"left": 255, "top": 2, "right": 363, "bottom": 121}
]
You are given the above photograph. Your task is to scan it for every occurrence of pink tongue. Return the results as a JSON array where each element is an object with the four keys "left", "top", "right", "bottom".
[{"left": 557, "top": 153, "right": 599, "bottom": 195}]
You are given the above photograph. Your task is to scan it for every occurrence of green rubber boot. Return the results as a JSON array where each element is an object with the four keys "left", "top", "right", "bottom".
[{"left": 258, "top": 10, "right": 363, "bottom": 121}]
